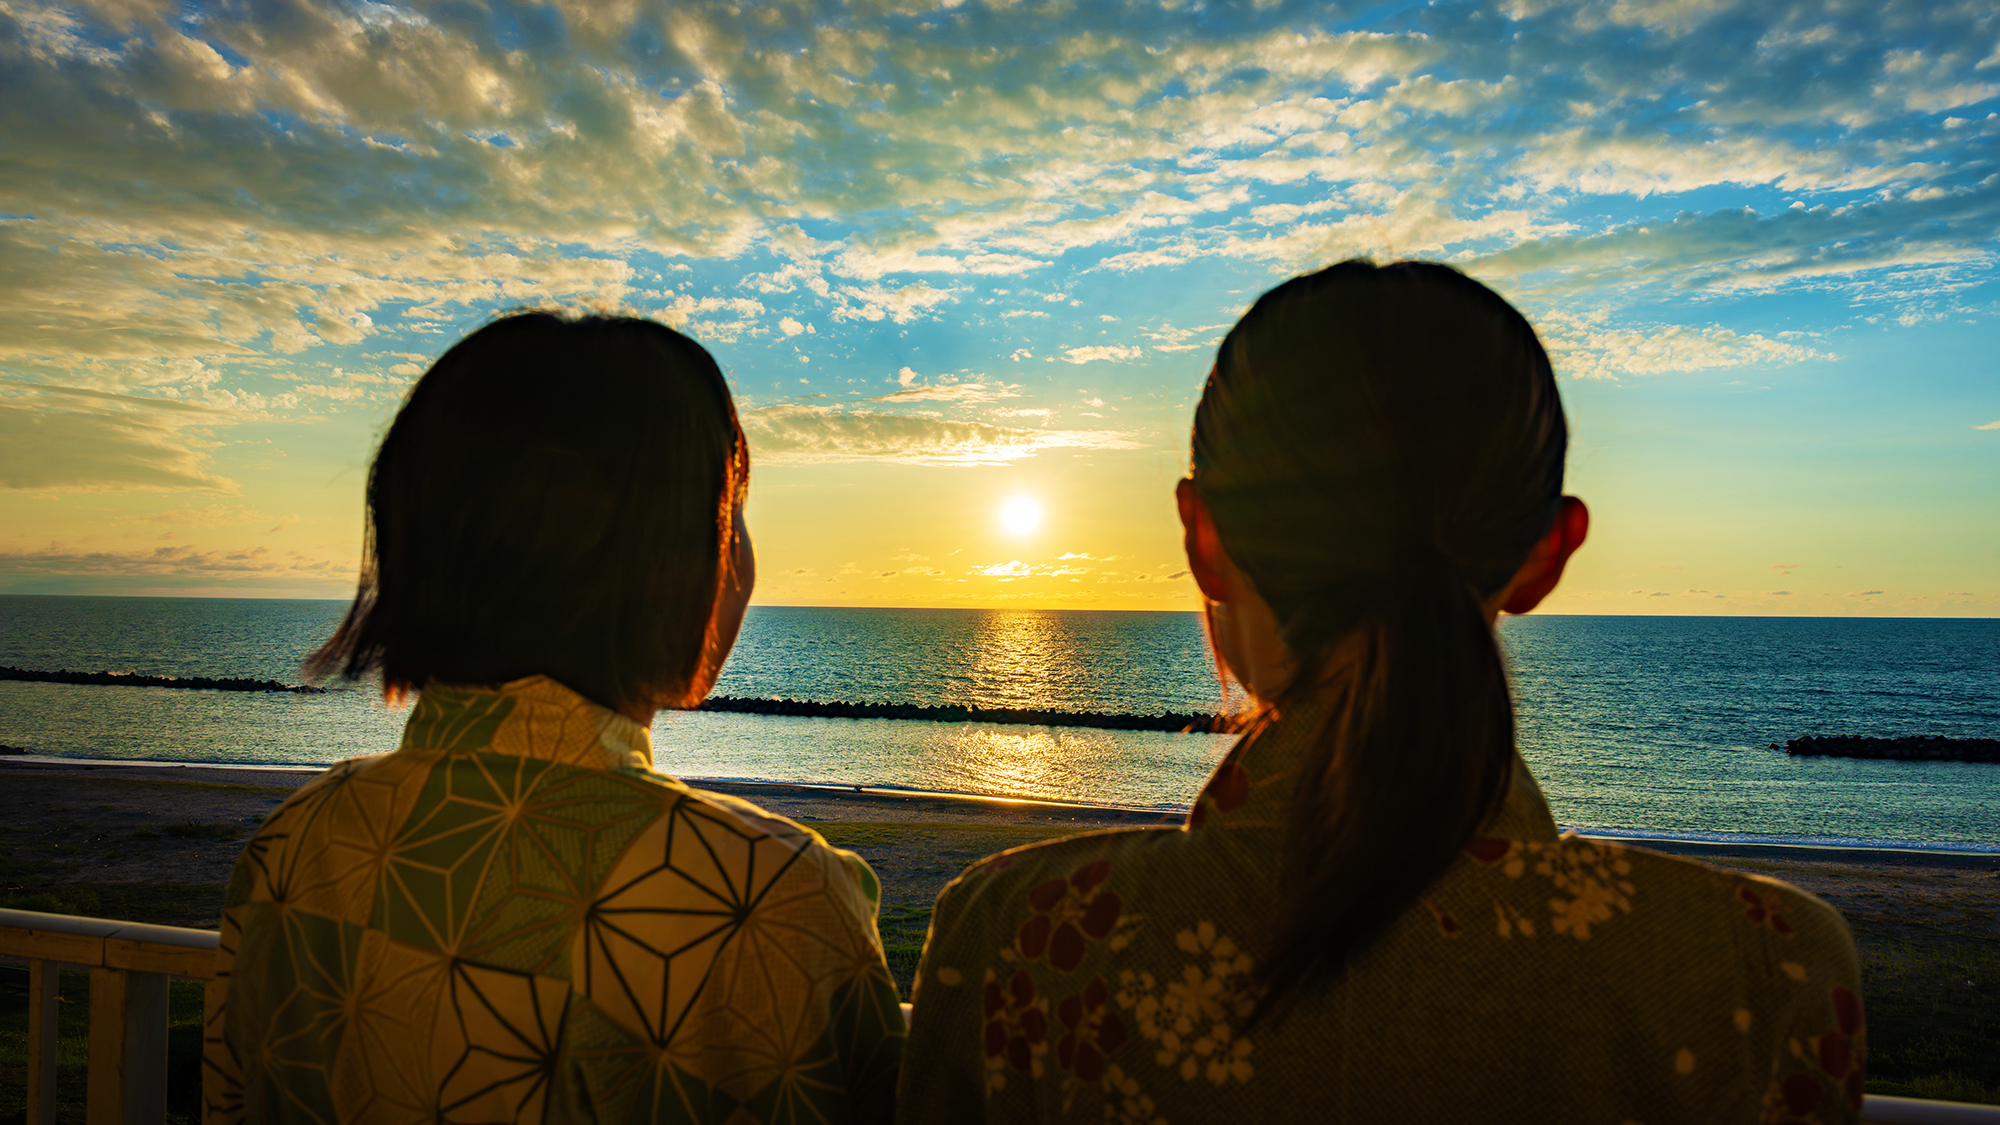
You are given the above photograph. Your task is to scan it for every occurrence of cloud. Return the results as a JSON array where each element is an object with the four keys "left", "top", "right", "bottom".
[
  {"left": 968, "top": 559, "right": 1093, "bottom": 579},
  {"left": 740, "top": 404, "right": 1141, "bottom": 465},
  {"left": 869, "top": 381, "right": 1020, "bottom": 405},
  {"left": 1976, "top": 419, "right": 2000, "bottom": 430},
  {"left": 1062, "top": 345, "right": 1145, "bottom": 364},
  {"left": 1536, "top": 312, "right": 1830, "bottom": 379},
  {"left": 0, "top": 381, "right": 238, "bottom": 491},
  {"left": 0, "top": 543, "right": 351, "bottom": 581},
  {"left": 830, "top": 283, "right": 960, "bottom": 325}
]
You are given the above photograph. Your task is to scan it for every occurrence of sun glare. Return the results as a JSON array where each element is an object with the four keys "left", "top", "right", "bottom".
[{"left": 999, "top": 496, "right": 1043, "bottom": 535}]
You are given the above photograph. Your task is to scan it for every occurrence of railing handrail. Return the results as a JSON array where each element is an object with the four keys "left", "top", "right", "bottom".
[
  {"left": 2, "top": 909, "right": 1995, "bottom": 1123},
  {"left": 1865, "top": 1096, "right": 2000, "bottom": 1124},
  {"left": 0, "top": 906, "right": 218, "bottom": 979}
]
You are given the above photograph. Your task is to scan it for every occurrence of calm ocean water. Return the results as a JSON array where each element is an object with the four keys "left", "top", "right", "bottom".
[{"left": 1, "top": 595, "right": 1995, "bottom": 848}]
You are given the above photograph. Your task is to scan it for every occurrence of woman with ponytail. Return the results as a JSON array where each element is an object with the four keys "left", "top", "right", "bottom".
[{"left": 900, "top": 261, "right": 1864, "bottom": 1123}]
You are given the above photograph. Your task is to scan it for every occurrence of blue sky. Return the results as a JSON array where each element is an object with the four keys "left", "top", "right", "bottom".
[{"left": 0, "top": 0, "right": 1994, "bottom": 613}]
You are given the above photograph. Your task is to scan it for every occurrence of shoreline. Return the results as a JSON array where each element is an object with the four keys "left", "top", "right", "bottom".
[{"left": 3, "top": 754, "right": 1996, "bottom": 865}]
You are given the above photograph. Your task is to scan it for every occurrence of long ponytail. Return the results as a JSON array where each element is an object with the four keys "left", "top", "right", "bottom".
[{"left": 1191, "top": 260, "right": 1567, "bottom": 1012}]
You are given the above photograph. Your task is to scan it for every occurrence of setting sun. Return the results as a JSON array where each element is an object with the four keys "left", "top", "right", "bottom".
[{"left": 999, "top": 496, "right": 1043, "bottom": 536}]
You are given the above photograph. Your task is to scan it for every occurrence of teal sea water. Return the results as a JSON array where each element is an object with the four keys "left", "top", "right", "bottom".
[{"left": 1, "top": 595, "right": 1995, "bottom": 848}]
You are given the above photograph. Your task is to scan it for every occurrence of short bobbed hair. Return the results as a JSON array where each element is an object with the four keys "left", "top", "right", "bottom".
[{"left": 308, "top": 312, "right": 749, "bottom": 714}]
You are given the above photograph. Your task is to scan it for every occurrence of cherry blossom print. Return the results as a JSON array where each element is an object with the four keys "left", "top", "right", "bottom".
[
  {"left": 1740, "top": 885, "right": 1796, "bottom": 936},
  {"left": 1114, "top": 922, "right": 1257, "bottom": 1086},
  {"left": 1017, "top": 859, "right": 1124, "bottom": 972},
  {"left": 1529, "top": 837, "right": 1636, "bottom": 939},
  {"left": 1056, "top": 976, "right": 1129, "bottom": 1084},
  {"left": 1188, "top": 755, "right": 1249, "bottom": 830},
  {"left": 1780, "top": 1072, "right": 1820, "bottom": 1119},
  {"left": 1422, "top": 897, "right": 1461, "bottom": 936},
  {"left": 982, "top": 966, "right": 1050, "bottom": 1086},
  {"left": 1818, "top": 985, "right": 1867, "bottom": 1111}
]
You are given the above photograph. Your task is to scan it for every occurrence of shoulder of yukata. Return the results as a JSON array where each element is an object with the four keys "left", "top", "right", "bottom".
[
  {"left": 1612, "top": 845, "right": 1857, "bottom": 946},
  {"left": 254, "top": 752, "right": 392, "bottom": 830},
  {"left": 675, "top": 781, "right": 888, "bottom": 905},
  {"left": 934, "top": 826, "right": 1176, "bottom": 927}
]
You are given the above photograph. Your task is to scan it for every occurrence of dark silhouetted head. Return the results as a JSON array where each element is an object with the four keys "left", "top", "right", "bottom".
[
  {"left": 309, "top": 311, "right": 749, "bottom": 715},
  {"left": 1192, "top": 259, "right": 1566, "bottom": 1007}
]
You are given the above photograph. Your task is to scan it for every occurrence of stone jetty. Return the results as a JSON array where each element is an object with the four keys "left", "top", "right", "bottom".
[
  {"left": 0, "top": 665, "right": 325, "bottom": 694},
  {"left": 697, "top": 695, "right": 1227, "bottom": 733},
  {"left": 1780, "top": 735, "right": 2000, "bottom": 763}
]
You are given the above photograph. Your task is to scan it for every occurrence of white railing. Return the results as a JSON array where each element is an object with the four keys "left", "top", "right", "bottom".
[
  {"left": 2, "top": 907, "right": 1993, "bottom": 1124},
  {"left": 1, "top": 907, "right": 220, "bottom": 1125}
]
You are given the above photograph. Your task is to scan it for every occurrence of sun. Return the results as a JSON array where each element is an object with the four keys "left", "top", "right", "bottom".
[{"left": 999, "top": 496, "right": 1043, "bottom": 535}]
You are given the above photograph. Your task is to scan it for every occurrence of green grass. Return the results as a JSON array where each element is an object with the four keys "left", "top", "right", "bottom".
[
  {"left": 161, "top": 822, "right": 242, "bottom": 842},
  {"left": 876, "top": 904, "right": 934, "bottom": 999},
  {"left": 1859, "top": 937, "right": 2000, "bottom": 1101},
  {"left": 0, "top": 969, "right": 206, "bottom": 1125},
  {"left": 0, "top": 884, "right": 226, "bottom": 929}
]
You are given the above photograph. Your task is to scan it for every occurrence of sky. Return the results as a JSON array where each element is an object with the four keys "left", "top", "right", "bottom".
[{"left": 0, "top": 0, "right": 1995, "bottom": 616}]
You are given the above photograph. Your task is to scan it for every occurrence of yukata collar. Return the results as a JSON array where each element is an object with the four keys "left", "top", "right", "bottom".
[
  {"left": 398, "top": 675, "right": 654, "bottom": 773},
  {"left": 1186, "top": 699, "right": 1560, "bottom": 843}
]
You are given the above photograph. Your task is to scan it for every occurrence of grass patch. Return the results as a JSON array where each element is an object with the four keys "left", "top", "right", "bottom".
[
  {"left": 0, "top": 968, "right": 206, "bottom": 1124},
  {"left": 1860, "top": 937, "right": 2000, "bottom": 1101},
  {"left": 1866, "top": 1072, "right": 2000, "bottom": 1104},
  {"left": 161, "top": 822, "right": 241, "bottom": 842},
  {"left": 877, "top": 904, "right": 934, "bottom": 999},
  {"left": 0, "top": 882, "right": 226, "bottom": 929}
]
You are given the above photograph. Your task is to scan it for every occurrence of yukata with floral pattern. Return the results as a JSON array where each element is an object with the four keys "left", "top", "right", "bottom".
[
  {"left": 900, "top": 705, "right": 1864, "bottom": 1124},
  {"left": 204, "top": 677, "right": 905, "bottom": 1124}
]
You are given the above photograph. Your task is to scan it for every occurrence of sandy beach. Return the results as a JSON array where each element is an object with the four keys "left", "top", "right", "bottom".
[{"left": 1, "top": 756, "right": 1995, "bottom": 1102}]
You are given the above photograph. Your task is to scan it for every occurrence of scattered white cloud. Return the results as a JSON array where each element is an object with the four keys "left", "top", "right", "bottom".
[
  {"left": 740, "top": 403, "right": 1140, "bottom": 465},
  {"left": 968, "top": 559, "right": 1094, "bottom": 579},
  {"left": 869, "top": 381, "right": 1020, "bottom": 405},
  {"left": 1062, "top": 345, "right": 1145, "bottom": 364},
  {"left": 1538, "top": 312, "right": 1830, "bottom": 379}
]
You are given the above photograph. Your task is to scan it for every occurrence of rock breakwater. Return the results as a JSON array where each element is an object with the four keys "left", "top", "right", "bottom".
[
  {"left": 1780, "top": 735, "right": 2000, "bottom": 763},
  {"left": 0, "top": 665, "right": 325, "bottom": 694},
  {"left": 697, "top": 695, "right": 1227, "bottom": 733}
]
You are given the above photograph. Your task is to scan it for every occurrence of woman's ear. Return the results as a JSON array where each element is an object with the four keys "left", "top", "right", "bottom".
[
  {"left": 1176, "top": 479, "right": 1233, "bottom": 603},
  {"left": 1500, "top": 496, "right": 1590, "bottom": 616}
]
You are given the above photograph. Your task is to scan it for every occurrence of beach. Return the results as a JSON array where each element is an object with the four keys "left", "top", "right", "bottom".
[{"left": 2, "top": 757, "right": 1996, "bottom": 1105}]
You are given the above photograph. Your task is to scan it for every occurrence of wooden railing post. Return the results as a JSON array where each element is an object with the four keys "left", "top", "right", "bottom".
[
  {"left": 27, "top": 959, "right": 59, "bottom": 1125},
  {"left": 124, "top": 971, "right": 169, "bottom": 1125},
  {"left": 86, "top": 966, "right": 169, "bottom": 1125},
  {"left": 87, "top": 966, "right": 130, "bottom": 1125}
]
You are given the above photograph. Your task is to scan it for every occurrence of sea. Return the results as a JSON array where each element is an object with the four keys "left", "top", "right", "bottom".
[{"left": 1, "top": 595, "right": 1996, "bottom": 850}]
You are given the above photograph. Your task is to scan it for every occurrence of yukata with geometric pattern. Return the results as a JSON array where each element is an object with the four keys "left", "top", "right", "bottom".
[
  {"left": 900, "top": 704, "right": 1865, "bottom": 1124},
  {"left": 204, "top": 676, "right": 905, "bottom": 1124}
]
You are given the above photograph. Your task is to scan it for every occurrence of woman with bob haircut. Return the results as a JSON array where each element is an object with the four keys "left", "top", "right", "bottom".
[
  {"left": 205, "top": 313, "right": 904, "bottom": 1125},
  {"left": 899, "top": 262, "right": 1864, "bottom": 1122}
]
